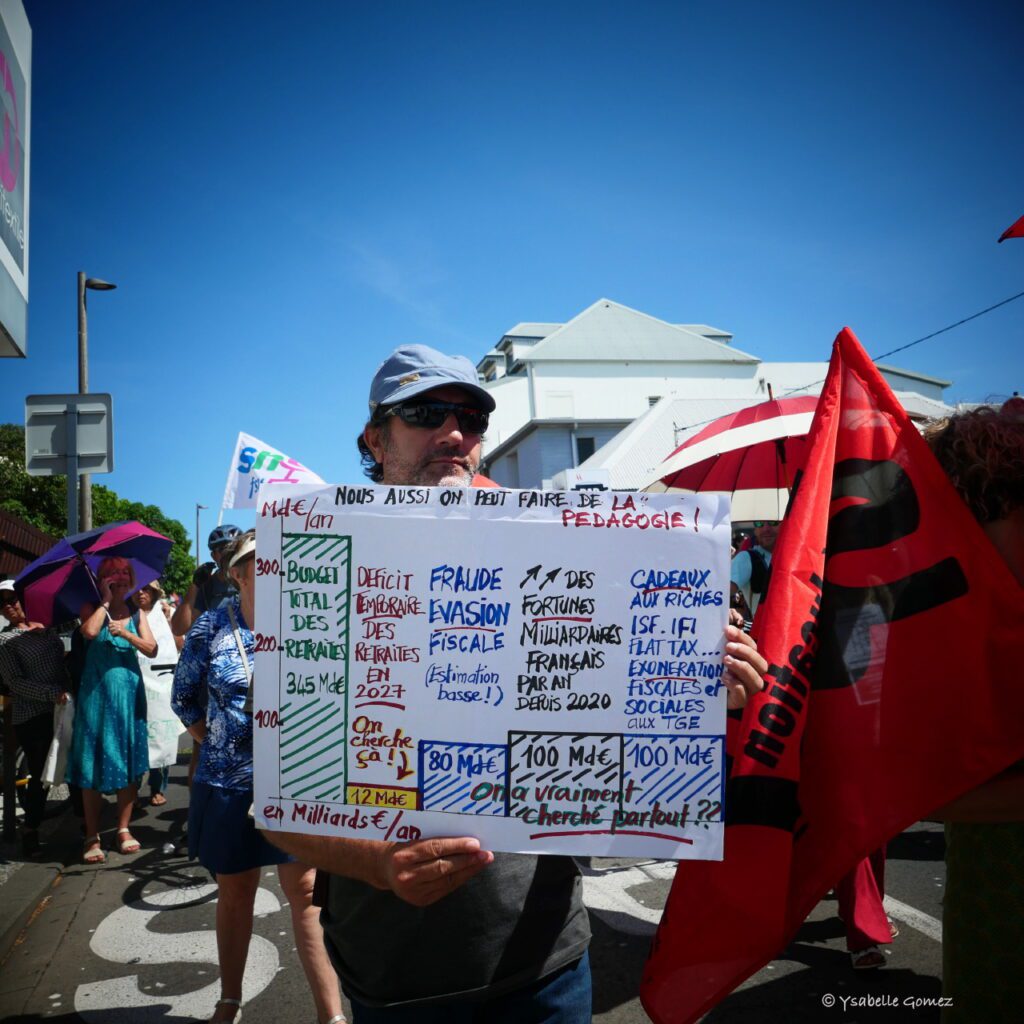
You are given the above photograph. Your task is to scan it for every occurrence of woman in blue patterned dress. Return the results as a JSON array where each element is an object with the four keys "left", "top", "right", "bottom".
[
  {"left": 67, "top": 556, "right": 159, "bottom": 863},
  {"left": 172, "top": 531, "right": 343, "bottom": 1024}
]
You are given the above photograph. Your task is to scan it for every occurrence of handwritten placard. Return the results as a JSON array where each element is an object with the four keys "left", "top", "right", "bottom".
[{"left": 253, "top": 484, "right": 731, "bottom": 859}]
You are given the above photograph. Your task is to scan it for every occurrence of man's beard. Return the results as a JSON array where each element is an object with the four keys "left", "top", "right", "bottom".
[{"left": 383, "top": 443, "right": 478, "bottom": 487}]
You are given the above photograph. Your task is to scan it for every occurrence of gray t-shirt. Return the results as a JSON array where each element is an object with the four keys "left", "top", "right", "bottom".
[{"left": 321, "top": 852, "right": 590, "bottom": 1007}]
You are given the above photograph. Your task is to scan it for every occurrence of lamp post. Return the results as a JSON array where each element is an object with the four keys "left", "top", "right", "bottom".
[
  {"left": 77, "top": 272, "right": 117, "bottom": 531},
  {"left": 196, "top": 503, "right": 207, "bottom": 570}
]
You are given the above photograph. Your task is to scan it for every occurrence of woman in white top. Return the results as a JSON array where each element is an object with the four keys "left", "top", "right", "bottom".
[{"left": 136, "top": 581, "right": 184, "bottom": 806}]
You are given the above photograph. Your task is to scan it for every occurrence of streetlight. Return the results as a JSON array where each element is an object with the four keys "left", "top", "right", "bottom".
[
  {"left": 196, "top": 504, "right": 208, "bottom": 570},
  {"left": 77, "top": 272, "right": 117, "bottom": 531}
]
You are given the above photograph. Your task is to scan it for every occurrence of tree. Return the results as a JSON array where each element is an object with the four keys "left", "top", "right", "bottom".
[
  {"left": 90, "top": 487, "right": 193, "bottom": 596},
  {"left": 0, "top": 423, "right": 193, "bottom": 595},
  {"left": 0, "top": 423, "right": 66, "bottom": 533}
]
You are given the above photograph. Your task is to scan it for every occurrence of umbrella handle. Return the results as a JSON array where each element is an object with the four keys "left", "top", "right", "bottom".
[
  {"left": 77, "top": 555, "right": 106, "bottom": 613},
  {"left": 775, "top": 437, "right": 792, "bottom": 492}
]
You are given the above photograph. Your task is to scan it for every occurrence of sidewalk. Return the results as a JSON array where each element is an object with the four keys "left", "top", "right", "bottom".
[
  {"left": 0, "top": 758, "right": 191, "bottom": 965},
  {"left": 0, "top": 780, "right": 82, "bottom": 960}
]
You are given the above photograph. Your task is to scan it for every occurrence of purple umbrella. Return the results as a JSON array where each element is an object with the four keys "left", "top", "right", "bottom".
[{"left": 14, "top": 520, "right": 173, "bottom": 626}]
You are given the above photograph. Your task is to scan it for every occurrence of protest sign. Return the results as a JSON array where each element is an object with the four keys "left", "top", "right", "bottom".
[
  {"left": 222, "top": 431, "right": 325, "bottom": 510},
  {"left": 253, "top": 483, "right": 731, "bottom": 859}
]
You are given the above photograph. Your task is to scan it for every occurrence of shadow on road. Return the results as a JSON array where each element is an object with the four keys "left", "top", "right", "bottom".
[{"left": 888, "top": 827, "right": 945, "bottom": 864}]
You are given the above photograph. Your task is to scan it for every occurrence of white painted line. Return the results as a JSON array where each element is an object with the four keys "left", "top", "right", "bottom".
[
  {"left": 75, "top": 883, "right": 282, "bottom": 1022},
  {"left": 884, "top": 895, "right": 942, "bottom": 943}
]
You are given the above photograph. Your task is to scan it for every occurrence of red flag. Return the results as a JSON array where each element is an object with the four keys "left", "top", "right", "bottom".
[
  {"left": 641, "top": 328, "right": 1024, "bottom": 1024},
  {"left": 998, "top": 214, "right": 1024, "bottom": 242}
]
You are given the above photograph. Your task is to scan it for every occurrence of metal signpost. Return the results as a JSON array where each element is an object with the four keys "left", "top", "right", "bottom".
[{"left": 24, "top": 393, "right": 114, "bottom": 534}]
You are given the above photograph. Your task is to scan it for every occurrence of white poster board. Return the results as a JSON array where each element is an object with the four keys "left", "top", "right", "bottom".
[{"left": 254, "top": 484, "right": 731, "bottom": 860}]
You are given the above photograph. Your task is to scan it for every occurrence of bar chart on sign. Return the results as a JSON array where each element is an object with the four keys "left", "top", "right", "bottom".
[
  {"left": 253, "top": 483, "right": 732, "bottom": 860},
  {"left": 271, "top": 532, "right": 352, "bottom": 803}
]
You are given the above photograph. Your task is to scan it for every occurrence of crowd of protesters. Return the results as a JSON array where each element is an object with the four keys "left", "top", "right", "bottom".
[{"left": 0, "top": 348, "right": 1019, "bottom": 1022}]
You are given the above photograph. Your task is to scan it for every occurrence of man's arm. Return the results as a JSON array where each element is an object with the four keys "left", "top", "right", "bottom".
[
  {"left": 170, "top": 583, "right": 199, "bottom": 636},
  {"left": 265, "top": 830, "right": 493, "bottom": 908}
]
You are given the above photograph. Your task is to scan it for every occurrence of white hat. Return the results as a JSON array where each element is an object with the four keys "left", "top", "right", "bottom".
[
  {"left": 229, "top": 534, "right": 256, "bottom": 569},
  {"left": 0, "top": 579, "right": 16, "bottom": 593}
]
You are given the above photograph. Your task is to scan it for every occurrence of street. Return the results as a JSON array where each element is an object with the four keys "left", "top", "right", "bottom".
[{"left": 0, "top": 762, "right": 945, "bottom": 1023}]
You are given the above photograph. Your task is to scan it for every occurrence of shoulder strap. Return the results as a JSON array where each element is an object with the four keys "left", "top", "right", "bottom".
[{"left": 226, "top": 603, "right": 254, "bottom": 715}]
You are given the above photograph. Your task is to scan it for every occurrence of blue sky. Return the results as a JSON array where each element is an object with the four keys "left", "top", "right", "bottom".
[{"left": 4, "top": 0, "right": 1022, "bottom": 543}]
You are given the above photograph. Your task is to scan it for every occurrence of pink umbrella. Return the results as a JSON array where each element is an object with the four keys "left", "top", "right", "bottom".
[
  {"left": 643, "top": 395, "right": 819, "bottom": 521},
  {"left": 14, "top": 520, "right": 173, "bottom": 626}
]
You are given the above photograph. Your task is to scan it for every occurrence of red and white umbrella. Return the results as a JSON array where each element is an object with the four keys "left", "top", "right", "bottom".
[{"left": 643, "top": 395, "right": 819, "bottom": 521}]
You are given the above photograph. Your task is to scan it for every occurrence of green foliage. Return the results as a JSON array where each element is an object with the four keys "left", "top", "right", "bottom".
[
  {"left": 0, "top": 423, "right": 66, "bottom": 534},
  {"left": 91, "top": 486, "right": 193, "bottom": 596},
  {"left": 0, "top": 424, "right": 192, "bottom": 595}
]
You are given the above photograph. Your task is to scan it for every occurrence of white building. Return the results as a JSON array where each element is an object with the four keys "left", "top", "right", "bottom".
[{"left": 477, "top": 298, "right": 953, "bottom": 490}]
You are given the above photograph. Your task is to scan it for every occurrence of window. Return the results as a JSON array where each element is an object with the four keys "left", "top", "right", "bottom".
[
  {"left": 648, "top": 395, "right": 662, "bottom": 407},
  {"left": 576, "top": 436, "right": 596, "bottom": 463}
]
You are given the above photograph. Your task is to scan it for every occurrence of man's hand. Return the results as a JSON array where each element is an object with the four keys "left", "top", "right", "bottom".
[
  {"left": 193, "top": 562, "right": 217, "bottom": 587},
  {"left": 722, "top": 623, "right": 768, "bottom": 710},
  {"left": 378, "top": 836, "right": 493, "bottom": 907}
]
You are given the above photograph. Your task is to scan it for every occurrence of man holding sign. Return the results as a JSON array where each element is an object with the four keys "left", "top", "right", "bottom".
[{"left": 268, "top": 344, "right": 768, "bottom": 1020}]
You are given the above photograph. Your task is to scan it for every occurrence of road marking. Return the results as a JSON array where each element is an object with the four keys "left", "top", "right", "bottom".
[
  {"left": 884, "top": 895, "right": 942, "bottom": 943},
  {"left": 74, "top": 883, "right": 281, "bottom": 1023},
  {"left": 581, "top": 860, "right": 944, "bottom": 948}
]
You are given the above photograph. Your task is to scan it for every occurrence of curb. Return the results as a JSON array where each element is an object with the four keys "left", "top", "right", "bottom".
[{"left": 0, "top": 798, "right": 80, "bottom": 962}]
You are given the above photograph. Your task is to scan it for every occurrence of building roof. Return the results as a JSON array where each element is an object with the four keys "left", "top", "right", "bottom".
[
  {"left": 674, "top": 324, "right": 734, "bottom": 342},
  {"left": 521, "top": 299, "right": 758, "bottom": 364},
  {"left": 502, "top": 323, "right": 562, "bottom": 339},
  {"left": 891, "top": 390, "right": 957, "bottom": 421},
  {"left": 0, "top": 509, "right": 57, "bottom": 578},
  {"left": 875, "top": 363, "right": 953, "bottom": 388}
]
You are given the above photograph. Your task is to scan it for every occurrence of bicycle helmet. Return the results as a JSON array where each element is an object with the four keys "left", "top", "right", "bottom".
[{"left": 208, "top": 524, "right": 242, "bottom": 551}]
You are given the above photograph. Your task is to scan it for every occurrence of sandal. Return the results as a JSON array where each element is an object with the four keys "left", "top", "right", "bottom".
[
  {"left": 117, "top": 828, "right": 141, "bottom": 854},
  {"left": 888, "top": 916, "right": 900, "bottom": 939},
  {"left": 83, "top": 836, "right": 106, "bottom": 864},
  {"left": 322, "top": 1017, "right": 346, "bottom": 1024},
  {"left": 150, "top": 792, "right": 167, "bottom": 806},
  {"left": 209, "top": 998, "right": 242, "bottom": 1022},
  {"left": 851, "top": 945, "right": 886, "bottom": 969}
]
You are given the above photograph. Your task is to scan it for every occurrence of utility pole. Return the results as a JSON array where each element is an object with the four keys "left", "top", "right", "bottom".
[
  {"left": 77, "top": 272, "right": 117, "bottom": 531},
  {"left": 196, "top": 504, "right": 207, "bottom": 569}
]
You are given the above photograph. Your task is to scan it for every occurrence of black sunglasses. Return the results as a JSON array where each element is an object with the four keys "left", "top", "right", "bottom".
[{"left": 384, "top": 400, "right": 489, "bottom": 435}]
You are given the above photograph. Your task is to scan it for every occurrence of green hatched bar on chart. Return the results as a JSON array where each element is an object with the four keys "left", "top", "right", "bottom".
[{"left": 279, "top": 533, "right": 351, "bottom": 802}]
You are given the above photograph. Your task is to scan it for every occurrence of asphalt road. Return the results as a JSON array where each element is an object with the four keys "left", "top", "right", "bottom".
[{"left": 0, "top": 763, "right": 945, "bottom": 1023}]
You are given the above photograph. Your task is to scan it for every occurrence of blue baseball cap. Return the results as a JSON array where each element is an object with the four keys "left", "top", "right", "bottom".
[{"left": 368, "top": 344, "right": 496, "bottom": 413}]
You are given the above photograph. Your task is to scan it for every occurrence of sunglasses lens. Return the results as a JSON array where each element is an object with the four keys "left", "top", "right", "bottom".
[
  {"left": 456, "top": 409, "right": 488, "bottom": 434},
  {"left": 401, "top": 404, "right": 448, "bottom": 429},
  {"left": 394, "top": 402, "right": 488, "bottom": 434}
]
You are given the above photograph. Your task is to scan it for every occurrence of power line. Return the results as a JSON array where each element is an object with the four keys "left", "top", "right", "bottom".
[
  {"left": 871, "top": 288, "right": 1024, "bottom": 362},
  {"left": 670, "top": 286, "right": 1024, "bottom": 440}
]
